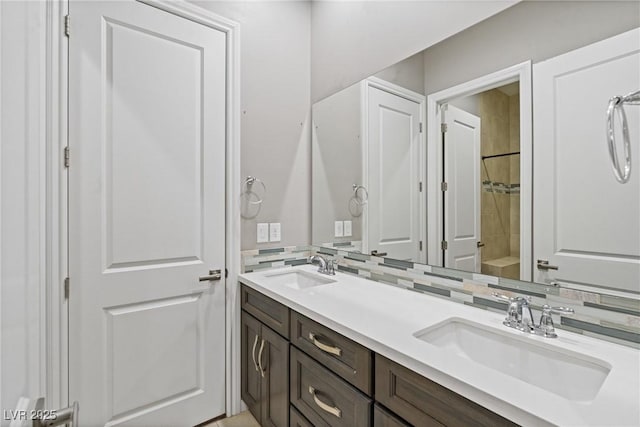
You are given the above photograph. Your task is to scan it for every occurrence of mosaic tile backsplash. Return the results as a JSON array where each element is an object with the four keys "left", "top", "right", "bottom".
[{"left": 241, "top": 246, "right": 640, "bottom": 349}]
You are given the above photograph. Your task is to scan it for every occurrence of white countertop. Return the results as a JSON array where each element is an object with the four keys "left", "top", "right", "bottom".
[{"left": 239, "top": 265, "right": 640, "bottom": 427}]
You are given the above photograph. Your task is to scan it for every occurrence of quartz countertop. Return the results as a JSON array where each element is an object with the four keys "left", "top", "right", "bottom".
[{"left": 239, "top": 265, "right": 640, "bottom": 427}]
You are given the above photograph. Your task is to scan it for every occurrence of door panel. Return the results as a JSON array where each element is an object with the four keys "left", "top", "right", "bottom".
[
  {"left": 241, "top": 312, "right": 263, "bottom": 422},
  {"left": 261, "top": 326, "right": 290, "bottom": 427},
  {"left": 533, "top": 28, "right": 640, "bottom": 291},
  {"left": 368, "top": 87, "right": 421, "bottom": 260},
  {"left": 69, "top": 1, "right": 226, "bottom": 425},
  {"left": 444, "top": 106, "right": 481, "bottom": 272}
]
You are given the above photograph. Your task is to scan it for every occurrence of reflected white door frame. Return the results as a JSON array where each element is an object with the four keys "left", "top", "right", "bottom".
[{"left": 426, "top": 61, "right": 532, "bottom": 281}]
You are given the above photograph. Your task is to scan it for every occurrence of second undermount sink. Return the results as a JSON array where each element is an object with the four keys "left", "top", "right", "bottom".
[
  {"left": 262, "top": 269, "right": 336, "bottom": 290},
  {"left": 414, "top": 318, "right": 611, "bottom": 402}
]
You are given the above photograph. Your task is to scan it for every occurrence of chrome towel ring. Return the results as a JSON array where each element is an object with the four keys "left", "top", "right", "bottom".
[
  {"left": 607, "top": 89, "right": 640, "bottom": 184},
  {"left": 242, "top": 176, "right": 266, "bottom": 205},
  {"left": 352, "top": 184, "right": 368, "bottom": 206}
]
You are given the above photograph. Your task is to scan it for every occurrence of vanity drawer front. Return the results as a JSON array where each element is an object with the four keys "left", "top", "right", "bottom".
[
  {"left": 290, "top": 311, "right": 373, "bottom": 395},
  {"left": 290, "top": 347, "right": 372, "bottom": 427},
  {"left": 241, "top": 283, "right": 289, "bottom": 338},
  {"left": 375, "top": 355, "right": 517, "bottom": 427},
  {"left": 290, "top": 406, "right": 313, "bottom": 427},
  {"left": 373, "top": 404, "right": 411, "bottom": 427}
]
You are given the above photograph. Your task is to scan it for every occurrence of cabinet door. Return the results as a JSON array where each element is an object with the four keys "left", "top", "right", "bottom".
[
  {"left": 241, "top": 312, "right": 262, "bottom": 422},
  {"left": 261, "top": 326, "right": 290, "bottom": 427}
]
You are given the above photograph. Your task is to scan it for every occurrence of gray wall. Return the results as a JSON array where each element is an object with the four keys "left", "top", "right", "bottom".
[
  {"left": 423, "top": 1, "right": 640, "bottom": 94},
  {"left": 310, "top": 1, "right": 516, "bottom": 102},
  {"left": 312, "top": 83, "right": 363, "bottom": 246},
  {"left": 194, "top": 1, "right": 311, "bottom": 250},
  {"left": 374, "top": 51, "right": 425, "bottom": 95}
]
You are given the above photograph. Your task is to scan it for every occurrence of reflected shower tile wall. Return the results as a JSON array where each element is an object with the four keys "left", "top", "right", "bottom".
[{"left": 241, "top": 245, "right": 640, "bottom": 348}]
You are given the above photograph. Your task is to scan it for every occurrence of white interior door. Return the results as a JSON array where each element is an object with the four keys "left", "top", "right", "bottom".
[
  {"left": 367, "top": 86, "right": 421, "bottom": 260},
  {"left": 443, "top": 105, "right": 481, "bottom": 272},
  {"left": 69, "top": 1, "right": 227, "bottom": 425},
  {"left": 533, "top": 28, "right": 640, "bottom": 292}
]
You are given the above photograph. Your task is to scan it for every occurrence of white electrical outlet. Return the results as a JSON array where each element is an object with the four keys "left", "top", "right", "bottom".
[
  {"left": 343, "top": 220, "right": 352, "bottom": 237},
  {"left": 269, "top": 223, "right": 281, "bottom": 242},
  {"left": 334, "top": 221, "right": 344, "bottom": 237},
  {"left": 257, "top": 223, "right": 269, "bottom": 243}
]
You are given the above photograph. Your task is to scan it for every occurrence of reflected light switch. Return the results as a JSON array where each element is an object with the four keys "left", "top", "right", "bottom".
[
  {"left": 269, "top": 223, "right": 281, "bottom": 242},
  {"left": 344, "top": 220, "right": 352, "bottom": 237},
  {"left": 334, "top": 221, "right": 344, "bottom": 237}
]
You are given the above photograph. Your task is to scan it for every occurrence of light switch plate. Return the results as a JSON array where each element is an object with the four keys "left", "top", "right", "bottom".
[
  {"left": 269, "top": 223, "right": 281, "bottom": 242},
  {"left": 343, "top": 220, "right": 352, "bottom": 237},
  {"left": 257, "top": 223, "right": 269, "bottom": 243},
  {"left": 334, "top": 221, "right": 344, "bottom": 237}
]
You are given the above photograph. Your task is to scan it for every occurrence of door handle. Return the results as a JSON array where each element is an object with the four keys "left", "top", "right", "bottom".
[
  {"left": 477, "top": 241, "right": 485, "bottom": 248},
  {"left": 370, "top": 250, "right": 388, "bottom": 257},
  {"left": 257, "top": 339, "right": 266, "bottom": 378},
  {"left": 199, "top": 269, "right": 222, "bottom": 282},
  {"left": 537, "top": 260, "right": 559, "bottom": 271},
  {"left": 251, "top": 335, "right": 260, "bottom": 372}
]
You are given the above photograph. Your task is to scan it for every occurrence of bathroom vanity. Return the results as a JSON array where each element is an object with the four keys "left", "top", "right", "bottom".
[{"left": 239, "top": 265, "right": 640, "bottom": 427}]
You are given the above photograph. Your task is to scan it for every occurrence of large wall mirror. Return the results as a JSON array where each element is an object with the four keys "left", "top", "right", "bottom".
[{"left": 311, "top": 1, "right": 640, "bottom": 295}]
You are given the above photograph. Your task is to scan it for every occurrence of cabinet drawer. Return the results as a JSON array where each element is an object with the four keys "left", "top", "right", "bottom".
[
  {"left": 373, "top": 404, "right": 411, "bottom": 427},
  {"left": 290, "top": 406, "right": 313, "bottom": 427},
  {"left": 290, "top": 311, "right": 373, "bottom": 395},
  {"left": 375, "top": 355, "right": 517, "bottom": 427},
  {"left": 290, "top": 347, "right": 371, "bottom": 427},
  {"left": 241, "top": 283, "right": 290, "bottom": 338}
]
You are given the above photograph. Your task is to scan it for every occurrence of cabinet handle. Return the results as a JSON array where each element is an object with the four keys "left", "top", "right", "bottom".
[
  {"left": 309, "top": 332, "right": 342, "bottom": 357},
  {"left": 308, "top": 386, "right": 342, "bottom": 418},
  {"left": 251, "top": 335, "right": 259, "bottom": 372},
  {"left": 257, "top": 339, "right": 266, "bottom": 378}
]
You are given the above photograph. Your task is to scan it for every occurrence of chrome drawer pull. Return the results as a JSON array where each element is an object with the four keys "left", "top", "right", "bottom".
[
  {"left": 257, "top": 339, "right": 266, "bottom": 378},
  {"left": 251, "top": 335, "right": 259, "bottom": 372},
  {"left": 308, "top": 386, "right": 342, "bottom": 418},
  {"left": 309, "top": 332, "right": 342, "bottom": 356}
]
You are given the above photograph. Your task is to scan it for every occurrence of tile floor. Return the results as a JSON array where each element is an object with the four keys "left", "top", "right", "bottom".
[{"left": 204, "top": 411, "right": 260, "bottom": 427}]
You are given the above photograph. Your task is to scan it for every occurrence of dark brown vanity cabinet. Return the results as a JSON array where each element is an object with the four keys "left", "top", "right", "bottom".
[
  {"left": 241, "top": 311, "right": 290, "bottom": 427},
  {"left": 240, "top": 283, "right": 518, "bottom": 427}
]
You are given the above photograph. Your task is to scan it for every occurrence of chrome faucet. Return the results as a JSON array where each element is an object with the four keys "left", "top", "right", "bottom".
[
  {"left": 308, "top": 255, "right": 337, "bottom": 275},
  {"left": 493, "top": 293, "right": 574, "bottom": 338}
]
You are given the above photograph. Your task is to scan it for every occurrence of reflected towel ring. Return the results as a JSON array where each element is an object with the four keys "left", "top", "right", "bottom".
[
  {"left": 607, "top": 89, "right": 640, "bottom": 184},
  {"left": 242, "top": 176, "right": 266, "bottom": 205},
  {"left": 352, "top": 184, "right": 368, "bottom": 206}
]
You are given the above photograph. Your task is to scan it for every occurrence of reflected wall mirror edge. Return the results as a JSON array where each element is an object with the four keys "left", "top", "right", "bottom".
[{"left": 311, "top": 1, "right": 640, "bottom": 297}]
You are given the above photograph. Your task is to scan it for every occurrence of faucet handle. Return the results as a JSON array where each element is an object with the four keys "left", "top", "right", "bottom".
[
  {"left": 537, "top": 304, "right": 574, "bottom": 338},
  {"left": 492, "top": 293, "right": 531, "bottom": 303}
]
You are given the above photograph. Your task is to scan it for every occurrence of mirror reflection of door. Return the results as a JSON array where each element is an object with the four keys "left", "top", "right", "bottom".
[
  {"left": 367, "top": 85, "right": 422, "bottom": 261},
  {"left": 444, "top": 82, "right": 521, "bottom": 279}
]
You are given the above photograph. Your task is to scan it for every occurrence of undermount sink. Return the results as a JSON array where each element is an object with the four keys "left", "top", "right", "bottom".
[
  {"left": 414, "top": 318, "right": 611, "bottom": 402},
  {"left": 262, "top": 269, "right": 336, "bottom": 290}
]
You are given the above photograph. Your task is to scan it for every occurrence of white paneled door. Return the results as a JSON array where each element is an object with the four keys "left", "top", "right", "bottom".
[
  {"left": 367, "top": 86, "right": 421, "bottom": 260},
  {"left": 443, "top": 105, "right": 481, "bottom": 272},
  {"left": 69, "top": 1, "right": 226, "bottom": 425},
  {"left": 533, "top": 28, "right": 640, "bottom": 292}
]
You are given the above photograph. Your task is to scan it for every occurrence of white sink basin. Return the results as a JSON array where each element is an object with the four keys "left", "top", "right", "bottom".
[
  {"left": 414, "top": 318, "right": 611, "bottom": 402},
  {"left": 262, "top": 269, "right": 336, "bottom": 290}
]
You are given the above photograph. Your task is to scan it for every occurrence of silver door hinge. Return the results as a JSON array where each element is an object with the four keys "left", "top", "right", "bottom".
[
  {"left": 441, "top": 123, "right": 448, "bottom": 133},
  {"left": 419, "top": 122, "right": 423, "bottom": 133},
  {"left": 64, "top": 277, "right": 70, "bottom": 299},
  {"left": 64, "top": 146, "right": 70, "bottom": 168},
  {"left": 419, "top": 181, "right": 423, "bottom": 192},
  {"left": 441, "top": 240, "right": 448, "bottom": 251},
  {"left": 64, "top": 15, "right": 70, "bottom": 37},
  {"left": 441, "top": 182, "right": 448, "bottom": 191},
  {"left": 419, "top": 241, "right": 423, "bottom": 251}
]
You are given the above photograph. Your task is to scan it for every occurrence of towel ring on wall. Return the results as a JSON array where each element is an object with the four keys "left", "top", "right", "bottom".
[
  {"left": 242, "top": 176, "right": 266, "bottom": 205},
  {"left": 607, "top": 89, "right": 640, "bottom": 184},
  {"left": 352, "top": 184, "right": 369, "bottom": 206}
]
